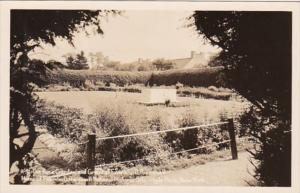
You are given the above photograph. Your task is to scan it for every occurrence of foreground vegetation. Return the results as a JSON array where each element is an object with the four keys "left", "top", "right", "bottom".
[
  {"left": 39, "top": 142, "right": 253, "bottom": 185},
  {"left": 32, "top": 91, "right": 249, "bottom": 171}
]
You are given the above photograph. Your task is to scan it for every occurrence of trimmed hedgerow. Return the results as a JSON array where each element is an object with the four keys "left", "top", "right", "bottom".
[
  {"left": 44, "top": 67, "right": 224, "bottom": 88},
  {"left": 148, "top": 67, "right": 224, "bottom": 87},
  {"left": 46, "top": 69, "right": 152, "bottom": 87}
]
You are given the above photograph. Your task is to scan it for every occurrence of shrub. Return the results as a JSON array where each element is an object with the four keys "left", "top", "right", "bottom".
[
  {"left": 239, "top": 106, "right": 291, "bottom": 186},
  {"left": 147, "top": 112, "right": 172, "bottom": 132},
  {"left": 97, "top": 86, "right": 117, "bottom": 92},
  {"left": 122, "top": 84, "right": 142, "bottom": 93},
  {"left": 33, "top": 100, "right": 89, "bottom": 142},
  {"left": 163, "top": 110, "right": 231, "bottom": 154},
  {"left": 194, "top": 90, "right": 231, "bottom": 100},
  {"left": 163, "top": 111, "right": 195, "bottom": 152},
  {"left": 177, "top": 86, "right": 232, "bottom": 100},
  {"left": 88, "top": 106, "right": 168, "bottom": 165},
  {"left": 177, "top": 111, "right": 200, "bottom": 151}
]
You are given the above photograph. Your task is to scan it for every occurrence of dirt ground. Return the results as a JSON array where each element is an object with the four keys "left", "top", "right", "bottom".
[{"left": 126, "top": 152, "right": 257, "bottom": 186}]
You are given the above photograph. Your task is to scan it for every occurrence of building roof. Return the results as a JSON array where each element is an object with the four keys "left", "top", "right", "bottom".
[{"left": 170, "top": 51, "right": 215, "bottom": 69}]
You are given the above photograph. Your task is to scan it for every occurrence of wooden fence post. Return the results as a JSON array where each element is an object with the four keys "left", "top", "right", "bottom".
[
  {"left": 227, "top": 118, "right": 238, "bottom": 160},
  {"left": 86, "top": 133, "right": 96, "bottom": 184}
]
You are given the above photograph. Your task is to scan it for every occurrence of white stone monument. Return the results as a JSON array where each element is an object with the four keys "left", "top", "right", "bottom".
[{"left": 140, "top": 88, "right": 177, "bottom": 104}]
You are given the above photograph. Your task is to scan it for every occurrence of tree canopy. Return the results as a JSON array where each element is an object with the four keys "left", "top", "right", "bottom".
[
  {"left": 191, "top": 11, "right": 291, "bottom": 120},
  {"left": 152, "top": 59, "right": 175, "bottom": 71},
  {"left": 191, "top": 11, "right": 292, "bottom": 186},
  {"left": 66, "top": 51, "right": 89, "bottom": 70},
  {"left": 10, "top": 10, "right": 118, "bottom": 174}
]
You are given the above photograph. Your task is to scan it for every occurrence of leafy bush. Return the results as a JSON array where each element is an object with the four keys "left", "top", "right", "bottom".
[
  {"left": 122, "top": 84, "right": 142, "bottom": 93},
  {"left": 96, "top": 86, "right": 118, "bottom": 92},
  {"left": 88, "top": 106, "right": 169, "bottom": 165},
  {"left": 147, "top": 112, "right": 172, "bottom": 132},
  {"left": 164, "top": 110, "right": 230, "bottom": 154},
  {"left": 33, "top": 100, "right": 88, "bottom": 142},
  {"left": 239, "top": 106, "right": 291, "bottom": 186},
  {"left": 177, "top": 111, "right": 200, "bottom": 151},
  {"left": 177, "top": 86, "right": 232, "bottom": 100}
]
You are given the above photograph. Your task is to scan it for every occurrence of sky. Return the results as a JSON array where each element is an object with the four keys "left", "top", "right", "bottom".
[{"left": 31, "top": 10, "right": 220, "bottom": 63}]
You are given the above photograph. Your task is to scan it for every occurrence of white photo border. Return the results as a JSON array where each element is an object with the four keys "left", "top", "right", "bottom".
[{"left": 0, "top": 1, "right": 299, "bottom": 193}]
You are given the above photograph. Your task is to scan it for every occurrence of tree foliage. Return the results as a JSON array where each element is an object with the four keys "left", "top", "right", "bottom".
[
  {"left": 66, "top": 51, "right": 89, "bottom": 70},
  {"left": 191, "top": 11, "right": 291, "bottom": 119},
  {"left": 191, "top": 11, "right": 291, "bottom": 186},
  {"left": 152, "top": 59, "right": 175, "bottom": 71},
  {"left": 10, "top": 10, "right": 118, "bottom": 178}
]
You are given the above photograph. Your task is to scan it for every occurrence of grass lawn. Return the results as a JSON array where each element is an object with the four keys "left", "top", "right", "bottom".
[{"left": 36, "top": 91, "right": 248, "bottom": 125}]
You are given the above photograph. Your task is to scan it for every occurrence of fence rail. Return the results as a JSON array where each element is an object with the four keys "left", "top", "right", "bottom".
[
  {"left": 95, "top": 121, "right": 229, "bottom": 141},
  {"left": 51, "top": 118, "right": 242, "bottom": 183},
  {"left": 76, "top": 121, "right": 229, "bottom": 145},
  {"left": 50, "top": 138, "right": 253, "bottom": 180},
  {"left": 94, "top": 139, "right": 232, "bottom": 169},
  {"left": 84, "top": 119, "right": 237, "bottom": 176}
]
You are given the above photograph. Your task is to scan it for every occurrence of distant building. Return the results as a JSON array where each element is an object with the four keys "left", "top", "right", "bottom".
[{"left": 170, "top": 51, "right": 216, "bottom": 69}]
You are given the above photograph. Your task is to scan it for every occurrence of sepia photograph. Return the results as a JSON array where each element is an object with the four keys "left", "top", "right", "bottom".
[{"left": 0, "top": 1, "right": 300, "bottom": 193}]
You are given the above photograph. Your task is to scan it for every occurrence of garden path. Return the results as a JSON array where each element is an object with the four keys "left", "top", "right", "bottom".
[{"left": 127, "top": 152, "right": 257, "bottom": 186}]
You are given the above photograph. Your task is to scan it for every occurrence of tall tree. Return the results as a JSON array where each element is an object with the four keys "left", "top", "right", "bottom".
[
  {"left": 190, "top": 11, "right": 291, "bottom": 186},
  {"left": 10, "top": 10, "right": 118, "bottom": 173},
  {"left": 66, "top": 51, "right": 89, "bottom": 70},
  {"left": 152, "top": 59, "right": 174, "bottom": 71}
]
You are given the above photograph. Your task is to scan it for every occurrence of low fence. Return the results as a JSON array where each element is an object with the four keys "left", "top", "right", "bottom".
[
  {"left": 74, "top": 119, "right": 238, "bottom": 182},
  {"left": 46, "top": 118, "right": 251, "bottom": 184}
]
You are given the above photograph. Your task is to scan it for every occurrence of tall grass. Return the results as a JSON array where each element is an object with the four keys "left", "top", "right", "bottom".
[{"left": 34, "top": 99, "right": 241, "bottom": 170}]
